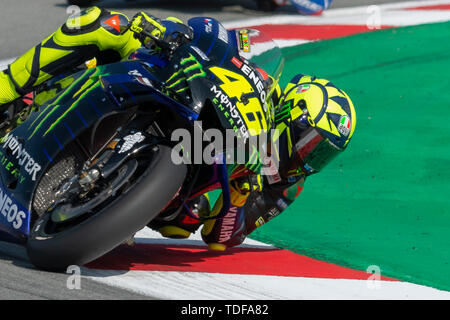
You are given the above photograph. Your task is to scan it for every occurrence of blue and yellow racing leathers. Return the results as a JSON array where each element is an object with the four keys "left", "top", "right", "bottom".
[
  {"left": 0, "top": 7, "right": 171, "bottom": 106},
  {"left": 0, "top": 7, "right": 307, "bottom": 251}
]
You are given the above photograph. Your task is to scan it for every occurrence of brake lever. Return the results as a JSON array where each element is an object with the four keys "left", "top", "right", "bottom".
[{"left": 142, "top": 32, "right": 180, "bottom": 59}]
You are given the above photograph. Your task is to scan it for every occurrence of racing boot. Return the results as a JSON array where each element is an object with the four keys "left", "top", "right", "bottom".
[
  {"left": 201, "top": 175, "right": 262, "bottom": 251},
  {"left": 147, "top": 194, "right": 210, "bottom": 239}
]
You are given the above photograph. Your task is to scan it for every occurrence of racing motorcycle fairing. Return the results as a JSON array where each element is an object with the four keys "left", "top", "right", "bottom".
[
  {"left": 0, "top": 16, "right": 285, "bottom": 242},
  {"left": 0, "top": 59, "right": 199, "bottom": 242}
]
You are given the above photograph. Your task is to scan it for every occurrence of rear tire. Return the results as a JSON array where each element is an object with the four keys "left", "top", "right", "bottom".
[{"left": 27, "top": 145, "right": 185, "bottom": 271}]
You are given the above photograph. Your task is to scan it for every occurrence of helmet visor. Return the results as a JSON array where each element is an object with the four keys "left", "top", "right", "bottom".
[{"left": 295, "top": 127, "right": 342, "bottom": 174}]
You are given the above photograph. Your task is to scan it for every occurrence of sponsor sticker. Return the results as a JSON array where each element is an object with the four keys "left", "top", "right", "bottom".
[
  {"left": 219, "top": 208, "right": 237, "bottom": 243},
  {"left": 262, "top": 156, "right": 281, "bottom": 185},
  {"left": 129, "top": 69, "right": 153, "bottom": 87},
  {"left": 128, "top": 69, "right": 142, "bottom": 77},
  {"left": 102, "top": 15, "right": 122, "bottom": 34},
  {"left": 0, "top": 149, "right": 26, "bottom": 184},
  {"left": 231, "top": 57, "right": 243, "bottom": 69},
  {"left": 276, "top": 198, "right": 289, "bottom": 210},
  {"left": 210, "top": 85, "right": 249, "bottom": 140},
  {"left": 0, "top": 186, "right": 28, "bottom": 230},
  {"left": 238, "top": 61, "right": 268, "bottom": 112},
  {"left": 238, "top": 29, "right": 251, "bottom": 53},
  {"left": 218, "top": 24, "right": 229, "bottom": 44},
  {"left": 267, "top": 206, "right": 281, "bottom": 219},
  {"left": 2, "top": 134, "right": 41, "bottom": 181},
  {"left": 338, "top": 115, "right": 351, "bottom": 136},
  {"left": 191, "top": 45, "right": 210, "bottom": 61},
  {"left": 118, "top": 132, "right": 145, "bottom": 154},
  {"left": 255, "top": 216, "right": 265, "bottom": 228},
  {"left": 296, "top": 84, "right": 310, "bottom": 93},
  {"left": 136, "top": 76, "right": 152, "bottom": 87},
  {"left": 204, "top": 18, "right": 213, "bottom": 33}
]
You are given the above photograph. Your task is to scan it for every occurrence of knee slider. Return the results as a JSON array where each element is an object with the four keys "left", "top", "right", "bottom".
[{"left": 64, "top": 6, "right": 102, "bottom": 34}]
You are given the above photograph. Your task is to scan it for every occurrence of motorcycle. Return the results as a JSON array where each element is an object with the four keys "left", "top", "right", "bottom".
[{"left": 0, "top": 17, "right": 284, "bottom": 270}]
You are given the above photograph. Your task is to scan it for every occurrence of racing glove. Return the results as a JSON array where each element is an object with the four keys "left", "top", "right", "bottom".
[{"left": 129, "top": 12, "right": 166, "bottom": 48}]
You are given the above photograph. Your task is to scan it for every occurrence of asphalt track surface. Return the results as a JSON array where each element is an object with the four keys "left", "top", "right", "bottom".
[{"left": 0, "top": 0, "right": 405, "bottom": 300}]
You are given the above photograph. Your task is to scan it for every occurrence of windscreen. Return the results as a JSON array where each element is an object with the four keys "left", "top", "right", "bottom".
[{"left": 235, "top": 28, "right": 285, "bottom": 89}]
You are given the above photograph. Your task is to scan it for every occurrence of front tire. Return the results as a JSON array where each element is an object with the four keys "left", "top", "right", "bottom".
[{"left": 27, "top": 145, "right": 185, "bottom": 271}]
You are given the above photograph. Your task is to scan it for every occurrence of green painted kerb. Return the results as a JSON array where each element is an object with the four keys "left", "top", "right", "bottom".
[{"left": 250, "top": 22, "right": 450, "bottom": 291}]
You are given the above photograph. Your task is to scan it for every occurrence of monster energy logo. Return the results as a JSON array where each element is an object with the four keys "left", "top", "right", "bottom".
[
  {"left": 0, "top": 149, "right": 26, "bottom": 184},
  {"left": 210, "top": 85, "right": 248, "bottom": 140},
  {"left": 2, "top": 134, "right": 41, "bottom": 181},
  {"left": 275, "top": 100, "right": 292, "bottom": 122},
  {"left": 27, "top": 68, "right": 103, "bottom": 139},
  {"left": 166, "top": 54, "right": 206, "bottom": 94},
  {"left": 180, "top": 54, "right": 206, "bottom": 82}
]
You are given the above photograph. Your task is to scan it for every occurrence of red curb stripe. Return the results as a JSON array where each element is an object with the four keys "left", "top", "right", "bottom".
[
  {"left": 86, "top": 244, "right": 397, "bottom": 281},
  {"left": 405, "top": 4, "right": 450, "bottom": 10},
  {"left": 247, "top": 24, "right": 393, "bottom": 41},
  {"left": 86, "top": 23, "right": 403, "bottom": 283}
]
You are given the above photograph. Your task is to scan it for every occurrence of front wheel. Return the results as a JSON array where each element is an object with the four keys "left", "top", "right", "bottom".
[{"left": 27, "top": 145, "right": 186, "bottom": 271}]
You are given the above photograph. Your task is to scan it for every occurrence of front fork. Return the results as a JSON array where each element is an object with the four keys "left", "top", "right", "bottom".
[{"left": 50, "top": 129, "right": 164, "bottom": 222}]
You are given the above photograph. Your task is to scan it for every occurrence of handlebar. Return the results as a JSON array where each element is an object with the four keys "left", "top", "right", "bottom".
[{"left": 129, "top": 24, "right": 194, "bottom": 59}]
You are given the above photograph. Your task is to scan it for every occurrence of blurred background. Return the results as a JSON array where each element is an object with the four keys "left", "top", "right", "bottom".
[
  {"left": 0, "top": 0, "right": 397, "bottom": 59},
  {"left": 0, "top": 0, "right": 449, "bottom": 298}
]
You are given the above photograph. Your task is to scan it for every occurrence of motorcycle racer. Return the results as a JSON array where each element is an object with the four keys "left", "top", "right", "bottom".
[
  {"left": 161, "top": 73, "right": 356, "bottom": 251},
  {"left": 0, "top": 7, "right": 356, "bottom": 251},
  {"left": 0, "top": 7, "right": 179, "bottom": 106}
]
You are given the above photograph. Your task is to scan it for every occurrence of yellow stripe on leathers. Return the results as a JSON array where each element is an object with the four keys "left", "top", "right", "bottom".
[{"left": 6, "top": 6, "right": 140, "bottom": 98}]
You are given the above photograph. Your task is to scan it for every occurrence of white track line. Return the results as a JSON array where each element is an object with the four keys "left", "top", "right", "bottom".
[
  {"left": 83, "top": 269, "right": 450, "bottom": 300},
  {"left": 82, "top": 228, "right": 450, "bottom": 300},
  {"left": 133, "top": 227, "right": 274, "bottom": 248},
  {"left": 223, "top": 0, "right": 450, "bottom": 28}
]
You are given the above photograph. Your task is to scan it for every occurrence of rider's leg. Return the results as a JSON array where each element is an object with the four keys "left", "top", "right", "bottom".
[
  {"left": 148, "top": 194, "right": 210, "bottom": 239},
  {"left": 0, "top": 6, "right": 140, "bottom": 107}
]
